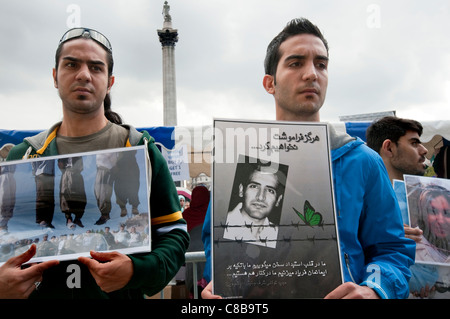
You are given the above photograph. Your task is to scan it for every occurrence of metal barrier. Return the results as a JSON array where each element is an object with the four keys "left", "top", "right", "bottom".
[
  {"left": 185, "top": 251, "right": 207, "bottom": 299},
  {"left": 159, "top": 251, "right": 206, "bottom": 299}
]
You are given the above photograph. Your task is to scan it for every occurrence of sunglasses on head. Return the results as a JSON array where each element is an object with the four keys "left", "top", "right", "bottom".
[{"left": 59, "top": 28, "right": 112, "bottom": 52}]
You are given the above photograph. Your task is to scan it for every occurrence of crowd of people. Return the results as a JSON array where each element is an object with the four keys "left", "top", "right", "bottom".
[{"left": 0, "top": 15, "right": 448, "bottom": 300}]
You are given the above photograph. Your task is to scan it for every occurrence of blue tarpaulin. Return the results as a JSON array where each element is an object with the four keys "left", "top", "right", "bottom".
[
  {"left": 2, "top": 121, "right": 450, "bottom": 151},
  {"left": 344, "top": 122, "right": 371, "bottom": 141},
  {"left": 0, "top": 126, "right": 176, "bottom": 150}
]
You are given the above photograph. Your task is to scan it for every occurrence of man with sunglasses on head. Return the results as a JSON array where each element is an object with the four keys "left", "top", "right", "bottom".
[{"left": 0, "top": 28, "right": 189, "bottom": 299}]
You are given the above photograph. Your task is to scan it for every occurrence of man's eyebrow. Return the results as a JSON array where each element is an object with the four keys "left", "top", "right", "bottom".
[
  {"left": 316, "top": 55, "right": 329, "bottom": 61},
  {"left": 284, "top": 54, "right": 306, "bottom": 62},
  {"left": 409, "top": 137, "right": 422, "bottom": 144},
  {"left": 62, "top": 56, "right": 106, "bottom": 65},
  {"left": 248, "top": 181, "right": 277, "bottom": 189},
  {"left": 284, "top": 54, "right": 329, "bottom": 62}
]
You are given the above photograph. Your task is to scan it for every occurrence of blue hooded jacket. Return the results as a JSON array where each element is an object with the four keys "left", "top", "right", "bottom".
[{"left": 330, "top": 127, "right": 415, "bottom": 299}]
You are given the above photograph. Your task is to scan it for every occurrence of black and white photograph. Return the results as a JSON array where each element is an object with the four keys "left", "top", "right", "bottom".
[
  {"left": 212, "top": 119, "right": 342, "bottom": 298},
  {"left": 0, "top": 145, "right": 151, "bottom": 265},
  {"left": 223, "top": 155, "right": 288, "bottom": 249}
]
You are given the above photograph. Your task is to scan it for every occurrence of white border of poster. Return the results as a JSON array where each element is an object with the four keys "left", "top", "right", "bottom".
[
  {"left": 212, "top": 118, "right": 342, "bottom": 299},
  {"left": 0, "top": 145, "right": 151, "bottom": 265}
]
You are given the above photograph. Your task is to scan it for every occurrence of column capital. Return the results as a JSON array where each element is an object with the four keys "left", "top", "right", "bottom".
[{"left": 157, "top": 28, "right": 178, "bottom": 47}]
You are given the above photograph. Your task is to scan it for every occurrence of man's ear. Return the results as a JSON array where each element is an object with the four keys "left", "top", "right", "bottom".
[
  {"left": 275, "top": 195, "right": 283, "bottom": 207},
  {"left": 380, "top": 139, "right": 396, "bottom": 158},
  {"left": 107, "top": 76, "right": 115, "bottom": 93},
  {"left": 239, "top": 184, "right": 244, "bottom": 197},
  {"left": 53, "top": 68, "right": 58, "bottom": 88},
  {"left": 262, "top": 74, "right": 275, "bottom": 94}
]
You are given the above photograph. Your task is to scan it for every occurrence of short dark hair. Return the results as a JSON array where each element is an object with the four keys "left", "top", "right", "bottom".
[
  {"left": 264, "top": 18, "right": 329, "bottom": 78},
  {"left": 54, "top": 32, "right": 122, "bottom": 124},
  {"left": 242, "top": 160, "right": 287, "bottom": 196},
  {"left": 366, "top": 116, "right": 423, "bottom": 153}
]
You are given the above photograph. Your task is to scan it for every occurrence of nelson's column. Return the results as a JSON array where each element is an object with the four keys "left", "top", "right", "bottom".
[{"left": 157, "top": 1, "right": 178, "bottom": 126}]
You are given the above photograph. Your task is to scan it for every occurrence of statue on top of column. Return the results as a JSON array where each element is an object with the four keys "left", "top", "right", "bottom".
[{"left": 162, "top": 1, "right": 172, "bottom": 22}]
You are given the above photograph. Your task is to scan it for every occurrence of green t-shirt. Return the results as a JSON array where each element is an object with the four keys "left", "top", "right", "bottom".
[{"left": 5, "top": 122, "right": 189, "bottom": 299}]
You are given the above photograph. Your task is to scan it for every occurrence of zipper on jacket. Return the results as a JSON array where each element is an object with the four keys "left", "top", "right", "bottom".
[{"left": 344, "top": 253, "right": 356, "bottom": 283}]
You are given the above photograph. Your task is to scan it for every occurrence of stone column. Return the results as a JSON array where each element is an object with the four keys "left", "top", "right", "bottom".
[{"left": 157, "top": 1, "right": 178, "bottom": 126}]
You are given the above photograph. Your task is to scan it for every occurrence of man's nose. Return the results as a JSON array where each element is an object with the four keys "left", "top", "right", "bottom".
[
  {"left": 419, "top": 144, "right": 428, "bottom": 156},
  {"left": 302, "top": 62, "right": 318, "bottom": 82},
  {"left": 76, "top": 64, "right": 92, "bottom": 82},
  {"left": 256, "top": 189, "right": 265, "bottom": 201}
]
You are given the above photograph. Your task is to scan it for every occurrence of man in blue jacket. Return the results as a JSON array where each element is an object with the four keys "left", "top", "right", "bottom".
[{"left": 202, "top": 18, "right": 415, "bottom": 299}]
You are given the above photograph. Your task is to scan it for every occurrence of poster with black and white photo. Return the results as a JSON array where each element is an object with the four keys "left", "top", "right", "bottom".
[
  {"left": 0, "top": 145, "right": 151, "bottom": 265},
  {"left": 212, "top": 119, "right": 342, "bottom": 298}
]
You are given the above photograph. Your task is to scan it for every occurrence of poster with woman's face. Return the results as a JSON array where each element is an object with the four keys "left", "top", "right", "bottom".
[
  {"left": 405, "top": 175, "right": 450, "bottom": 266},
  {"left": 405, "top": 175, "right": 450, "bottom": 298}
]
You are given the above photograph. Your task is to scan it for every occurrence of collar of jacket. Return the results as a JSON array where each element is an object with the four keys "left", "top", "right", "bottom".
[
  {"left": 23, "top": 121, "right": 152, "bottom": 155},
  {"left": 328, "top": 124, "right": 363, "bottom": 161}
]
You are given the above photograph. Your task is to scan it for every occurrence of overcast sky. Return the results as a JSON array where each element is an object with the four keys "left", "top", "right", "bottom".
[{"left": 1, "top": 0, "right": 449, "bottom": 130}]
